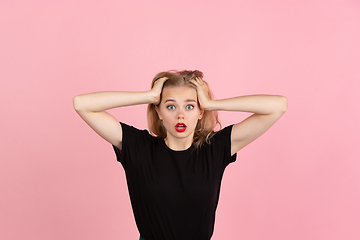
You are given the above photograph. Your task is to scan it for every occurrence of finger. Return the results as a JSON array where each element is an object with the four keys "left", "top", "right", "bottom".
[
  {"left": 154, "top": 77, "right": 168, "bottom": 87},
  {"left": 157, "top": 76, "right": 168, "bottom": 82},
  {"left": 195, "top": 77, "right": 205, "bottom": 85},
  {"left": 196, "top": 77, "right": 204, "bottom": 83},
  {"left": 190, "top": 78, "right": 199, "bottom": 86}
]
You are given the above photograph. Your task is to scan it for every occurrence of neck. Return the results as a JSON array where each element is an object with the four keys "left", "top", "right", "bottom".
[{"left": 164, "top": 135, "right": 193, "bottom": 151}]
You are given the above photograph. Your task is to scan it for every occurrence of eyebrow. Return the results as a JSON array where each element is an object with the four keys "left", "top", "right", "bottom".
[{"left": 164, "top": 99, "right": 197, "bottom": 103}]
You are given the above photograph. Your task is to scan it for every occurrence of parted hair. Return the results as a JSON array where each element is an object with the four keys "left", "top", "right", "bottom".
[{"left": 147, "top": 70, "right": 221, "bottom": 148}]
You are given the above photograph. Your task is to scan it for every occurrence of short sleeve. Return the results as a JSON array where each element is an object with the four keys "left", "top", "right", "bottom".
[
  {"left": 112, "top": 122, "right": 151, "bottom": 169},
  {"left": 212, "top": 125, "right": 237, "bottom": 167}
]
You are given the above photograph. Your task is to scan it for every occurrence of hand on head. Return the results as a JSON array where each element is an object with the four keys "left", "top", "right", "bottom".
[
  {"left": 151, "top": 77, "right": 168, "bottom": 105},
  {"left": 190, "top": 77, "right": 211, "bottom": 110}
]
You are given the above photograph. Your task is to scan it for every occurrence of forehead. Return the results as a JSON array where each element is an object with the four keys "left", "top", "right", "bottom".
[{"left": 162, "top": 86, "right": 197, "bottom": 101}]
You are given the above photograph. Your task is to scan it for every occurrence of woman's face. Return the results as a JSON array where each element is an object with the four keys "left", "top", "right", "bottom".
[{"left": 156, "top": 85, "right": 203, "bottom": 142}]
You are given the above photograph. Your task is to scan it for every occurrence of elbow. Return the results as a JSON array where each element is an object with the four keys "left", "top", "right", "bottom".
[
  {"left": 73, "top": 95, "right": 83, "bottom": 112},
  {"left": 280, "top": 96, "right": 288, "bottom": 113}
]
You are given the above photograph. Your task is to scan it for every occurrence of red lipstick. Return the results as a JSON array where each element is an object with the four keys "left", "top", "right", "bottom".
[{"left": 175, "top": 123, "right": 187, "bottom": 132}]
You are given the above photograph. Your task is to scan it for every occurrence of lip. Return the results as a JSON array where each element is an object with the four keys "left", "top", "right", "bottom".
[{"left": 175, "top": 123, "right": 187, "bottom": 132}]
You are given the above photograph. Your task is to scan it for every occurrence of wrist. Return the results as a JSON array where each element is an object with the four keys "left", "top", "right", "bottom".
[
  {"left": 202, "top": 99, "right": 216, "bottom": 111},
  {"left": 146, "top": 90, "right": 159, "bottom": 104}
]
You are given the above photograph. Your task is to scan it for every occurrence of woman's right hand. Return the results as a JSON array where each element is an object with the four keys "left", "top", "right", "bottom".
[{"left": 150, "top": 77, "right": 168, "bottom": 105}]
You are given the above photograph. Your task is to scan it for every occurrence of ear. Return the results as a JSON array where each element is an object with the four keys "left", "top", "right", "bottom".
[
  {"left": 155, "top": 105, "right": 163, "bottom": 120},
  {"left": 198, "top": 109, "right": 204, "bottom": 120}
]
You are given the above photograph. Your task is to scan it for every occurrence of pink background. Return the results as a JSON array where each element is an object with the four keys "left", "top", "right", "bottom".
[{"left": 1, "top": 0, "right": 359, "bottom": 239}]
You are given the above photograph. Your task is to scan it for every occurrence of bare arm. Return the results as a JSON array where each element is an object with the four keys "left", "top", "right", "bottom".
[
  {"left": 73, "top": 77, "right": 167, "bottom": 150},
  {"left": 191, "top": 78, "right": 288, "bottom": 155}
]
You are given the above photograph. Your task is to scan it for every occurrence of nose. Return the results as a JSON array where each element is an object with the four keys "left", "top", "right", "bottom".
[{"left": 177, "top": 109, "right": 185, "bottom": 119}]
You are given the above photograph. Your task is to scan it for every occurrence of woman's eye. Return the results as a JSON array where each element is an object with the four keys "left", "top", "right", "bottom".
[
  {"left": 167, "top": 105, "right": 175, "bottom": 110},
  {"left": 186, "top": 105, "right": 194, "bottom": 110}
]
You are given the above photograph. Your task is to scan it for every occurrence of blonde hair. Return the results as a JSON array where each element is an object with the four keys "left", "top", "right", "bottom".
[{"left": 147, "top": 70, "right": 221, "bottom": 148}]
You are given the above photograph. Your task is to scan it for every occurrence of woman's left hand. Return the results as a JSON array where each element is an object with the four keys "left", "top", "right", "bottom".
[{"left": 190, "top": 77, "right": 212, "bottom": 110}]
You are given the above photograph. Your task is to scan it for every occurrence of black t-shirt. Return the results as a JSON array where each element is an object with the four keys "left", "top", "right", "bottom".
[{"left": 113, "top": 122, "right": 237, "bottom": 240}]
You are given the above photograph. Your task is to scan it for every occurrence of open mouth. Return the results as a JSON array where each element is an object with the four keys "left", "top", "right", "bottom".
[{"left": 175, "top": 123, "right": 187, "bottom": 132}]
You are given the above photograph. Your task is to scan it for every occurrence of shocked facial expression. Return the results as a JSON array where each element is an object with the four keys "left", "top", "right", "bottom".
[{"left": 156, "top": 86, "right": 203, "bottom": 142}]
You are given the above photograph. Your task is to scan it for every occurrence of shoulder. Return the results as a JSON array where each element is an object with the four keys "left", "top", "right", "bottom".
[
  {"left": 211, "top": 125, "right": 234, "bottom": 142},
  {"left": 120, "top": 122, "right": 150, "bottom": 134},
  {"left": 120, "top": 122, "right": 154, "bottom": 142},
  {"left": 199, "top": 125, "right": 234, "bottom": 150},
  {"left": 113, "top": 123, "right": 155, "bottom": 166},
  {"left": 197, "top": 125, "right": 236, "bottom": 167}
]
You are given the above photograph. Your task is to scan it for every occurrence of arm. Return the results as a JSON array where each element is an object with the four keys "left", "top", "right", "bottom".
[
  {"left": 73, "top": 77, "right": 167, "bottom": 150},
  {"left": 191, "top": 78, "right": 288, "bottom": 155}
]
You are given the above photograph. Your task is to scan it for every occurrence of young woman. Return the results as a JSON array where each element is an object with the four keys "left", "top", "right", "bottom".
[{"left": 73, "top": 70, "right": 288, "bottom": 240}]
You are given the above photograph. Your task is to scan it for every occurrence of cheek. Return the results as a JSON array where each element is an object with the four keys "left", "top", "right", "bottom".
[
  {"left": 193, "top": 110, "right": 203, "bottom": 119},
  {"left": 189, "top": 113, "right": 201, "bottom": 125},
  {"left": 161, "top": 112, "right": 174, "bottom": 123}
]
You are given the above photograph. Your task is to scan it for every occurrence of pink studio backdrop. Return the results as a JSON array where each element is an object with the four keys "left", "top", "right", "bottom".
[{"left": 1, "top": 0, "right": 359, "bottom": 239}]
